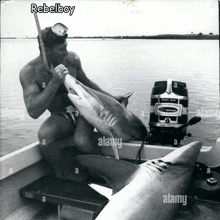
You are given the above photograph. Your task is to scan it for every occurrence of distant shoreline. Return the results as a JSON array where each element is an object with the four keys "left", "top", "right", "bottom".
[{"left": 1, "top": 34, "right": 219, "bottom": 40}]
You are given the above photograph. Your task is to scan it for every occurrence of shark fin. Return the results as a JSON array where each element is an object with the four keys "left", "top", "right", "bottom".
[
  {"left": 76, "top": 155, "right": 139, "bottom": 194},
  {"left": 120, "top": 91, "right": 134, "bottom": 108}
]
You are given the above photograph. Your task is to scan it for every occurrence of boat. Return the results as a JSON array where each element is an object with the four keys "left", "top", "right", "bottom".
[
  {"left": 1, "top": 137, "right": 220, "bottom": 220},
  {"left": 1, "top": 78, "right": 220, "bottom": 220}
]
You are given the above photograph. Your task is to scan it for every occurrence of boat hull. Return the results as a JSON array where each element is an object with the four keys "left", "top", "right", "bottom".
[{"left": 1, "top": 138, "right": 220, "bottom": 220}]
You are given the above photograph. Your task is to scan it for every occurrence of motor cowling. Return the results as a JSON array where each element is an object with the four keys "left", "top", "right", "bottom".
[{"left": 148, "top": 79, "right": 188, "bottom": 146}]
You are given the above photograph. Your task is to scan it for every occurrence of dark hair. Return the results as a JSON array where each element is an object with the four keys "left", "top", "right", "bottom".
[{"left": 37, "top": 27, "right": 68, "bottom": 51}]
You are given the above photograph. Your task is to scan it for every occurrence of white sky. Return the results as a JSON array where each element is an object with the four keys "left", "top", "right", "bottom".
[{"left": 1, "top": 0, "right": 219, "bottom": 38}]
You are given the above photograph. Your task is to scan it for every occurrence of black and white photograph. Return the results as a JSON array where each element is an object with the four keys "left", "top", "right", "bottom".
[{"left": 1, "top": 0, "right": 220, "bottom": 219}]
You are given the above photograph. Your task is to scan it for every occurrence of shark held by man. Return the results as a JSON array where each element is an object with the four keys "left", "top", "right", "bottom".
[{"left": 64, "top": 74, "right": 147, "bottom": 141}]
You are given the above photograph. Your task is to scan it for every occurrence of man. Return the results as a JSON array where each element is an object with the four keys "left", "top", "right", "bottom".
[{"left": 20, "top": 23, "right": 129, "bottom": 179}]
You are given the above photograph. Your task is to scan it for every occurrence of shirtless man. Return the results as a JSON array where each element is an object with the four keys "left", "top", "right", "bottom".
[{"left": 20, "top": 23, "right": 128, "bottom": 178}]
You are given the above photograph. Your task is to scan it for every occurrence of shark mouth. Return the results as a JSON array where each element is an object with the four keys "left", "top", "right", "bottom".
[{"left": 68, "top": 88, "right": 82, "bottom": 100}]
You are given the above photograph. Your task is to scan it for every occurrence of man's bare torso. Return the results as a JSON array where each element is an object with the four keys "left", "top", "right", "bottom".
[{"left": 24, "top": 52, "right": 79, "bottom": 113}]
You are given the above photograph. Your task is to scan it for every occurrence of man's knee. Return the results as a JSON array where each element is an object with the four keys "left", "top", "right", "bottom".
[
  {"left": 38, "top": 125, "right": 56, "bottom": 148},
  {"left": 73, "top": 135, "right": 94, "bottom": 153},
  {"left": 37, "top": 125, "right": 63, "bottom": 166},
  {"left": 38, "top": 114, "right": 76, "bottom": 147}
]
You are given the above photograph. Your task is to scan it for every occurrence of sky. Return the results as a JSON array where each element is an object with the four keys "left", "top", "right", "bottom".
[{"left": 1, "top": 0, "right": 219, "bottom": 38}]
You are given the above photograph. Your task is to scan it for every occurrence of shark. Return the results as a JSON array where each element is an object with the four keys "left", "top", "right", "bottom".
[
  {"left": 76, "top": 141, "right": 202, "bottom": 220},
  {"left": 64, "top": 74, "right": 147, "bottom": 155}
]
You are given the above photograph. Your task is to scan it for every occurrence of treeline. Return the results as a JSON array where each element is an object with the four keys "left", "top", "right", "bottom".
[
  {"left": 112, "top": 34, "right": 219, "bottom": 40},
  {"left": 70, "top": 34, "right": 219, "bottom": 40},
  {"left": 2, "top": 34, "right": 219, "bottom": 40}
]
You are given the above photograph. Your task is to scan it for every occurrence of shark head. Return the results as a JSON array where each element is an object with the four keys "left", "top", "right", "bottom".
[
  {"left": 76, "top": 141, "right": 202, "bottom": 220},
  {"left": 64, "top": 74, "right": 103, "bottom": 119}
]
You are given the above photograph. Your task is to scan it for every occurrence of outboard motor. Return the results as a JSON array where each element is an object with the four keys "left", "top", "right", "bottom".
[{"left": 148, "top": 79, "right": 189, "bottom": 146}]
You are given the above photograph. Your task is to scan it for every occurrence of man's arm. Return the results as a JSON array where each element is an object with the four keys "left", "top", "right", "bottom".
[{"left": 19, "top": 64, "right": 67, "bottom": 119}]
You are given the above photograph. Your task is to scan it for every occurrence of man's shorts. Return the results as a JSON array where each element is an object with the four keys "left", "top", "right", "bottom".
[{"left": 60, "top": 105, "right": 79, "bottom": 125}]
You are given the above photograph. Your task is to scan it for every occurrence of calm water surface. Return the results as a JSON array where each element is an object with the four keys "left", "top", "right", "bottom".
[{"left": 1, "top": 39, "right": 219, "bottom": 156}]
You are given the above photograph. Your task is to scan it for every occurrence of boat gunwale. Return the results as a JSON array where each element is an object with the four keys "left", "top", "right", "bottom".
[
  {"left": 0, "top": 141, "right": 41, "bottom": 181},
  {"left": 1, "top": 138, "right": 220, "bottom": 181}
]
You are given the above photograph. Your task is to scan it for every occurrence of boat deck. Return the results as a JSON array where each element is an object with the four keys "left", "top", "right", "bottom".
[{"left": 30, "top": 198, "right": 220, "bottom": 220}]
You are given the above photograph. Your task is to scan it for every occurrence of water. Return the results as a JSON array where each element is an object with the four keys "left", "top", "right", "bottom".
[{"left": 1, "top": 39, "right": 219, "bottom": 156}]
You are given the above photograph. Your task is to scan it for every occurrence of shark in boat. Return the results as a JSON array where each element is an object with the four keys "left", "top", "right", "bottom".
[{"left": 76, "top": 141, "right": 202, "bottom": 220}]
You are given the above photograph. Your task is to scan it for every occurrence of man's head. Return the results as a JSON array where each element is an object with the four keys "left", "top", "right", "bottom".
[{"left": 38, "top": 23, "right": 69, "bottom": 64}]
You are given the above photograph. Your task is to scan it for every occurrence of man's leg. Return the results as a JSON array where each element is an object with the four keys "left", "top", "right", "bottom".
[
  {"left": 73, "top": 116, "right": 103, "bottom": 155},
  {"left": 38, "top": 114, "right": 77, "bottom": 178}
]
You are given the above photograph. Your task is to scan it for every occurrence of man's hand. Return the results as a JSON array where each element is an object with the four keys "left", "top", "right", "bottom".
[
  {"left": 51, "top": 64, "right": 69, "bottom": 85},
  {"left": 114, "top": 91, "right": 134, "bottom": 108}
]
